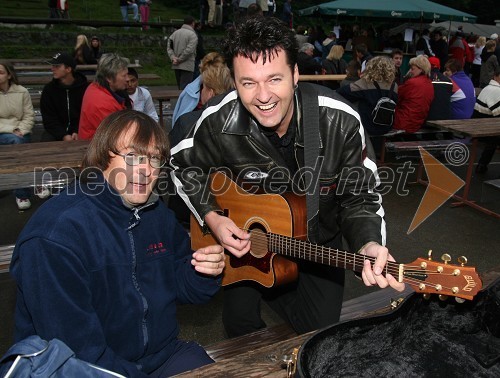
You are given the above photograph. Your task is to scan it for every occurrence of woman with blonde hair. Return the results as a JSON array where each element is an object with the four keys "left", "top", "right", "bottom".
[
  {"left": 322, "top": 45, "right": 347, "bottom": 89},
  {"left": 472, "top": 36, "right": 487, "bottom": 87},
  {"left": 172, "top": 52, "right": 233, "bottom": 126},
  {"left": 73, "top": 34, "right": 97, "bottom": 65},
  {"left": 393, "top": 55, "right": 434, "bottom": 133},
  {"left": 337, "top": 56, "right": 397, "bottom": 137}
]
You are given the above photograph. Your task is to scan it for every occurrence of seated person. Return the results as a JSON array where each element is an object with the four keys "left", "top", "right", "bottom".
[
  {"left": 0, "top": 60, "right": 35, "bottom": 210},
  {"left": 41, "top": 52, "right": 89, "bottom": 141},
  {"left": 427, "top": 56, "right": 454, "bottom": 121},
  {"left": 78, "top": 53, "right": 131, "bottom": 140},
  {"left": 10, "top": 109, "right": 225, "bottom": 377},
  {"left": 172, "top": 52, "right": 233, "bottom": 126},
  {"left": 393, "top": 55, "right": 434, "bottom": 133},
  {"left": 322, "top": 45, "right": 347, "bottom": 90},
  {"left": 474, "top": 67, "right": 500, "bottom": 173},
  {"left": 444, "top": 58, "right": 476, "bottom": 119},
  {"left": 126, "top": 67, "right": 159, "bottom": 122},
  {"left": 337, "top": 56, "right": 398, "bottom": 137},
  {"left": 479, "top": 40, "right": 499, "bottom": 88},
  {"left": 297, "top": 43, "right": 323, "bottom": 76},
  {"left": 339, "top": 59, "right": 361, "bottom": 88}
]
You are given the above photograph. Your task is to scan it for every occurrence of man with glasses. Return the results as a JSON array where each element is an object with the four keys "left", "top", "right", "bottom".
[{"left": 10, "top": 109, "right": 225, "bottom": 377}]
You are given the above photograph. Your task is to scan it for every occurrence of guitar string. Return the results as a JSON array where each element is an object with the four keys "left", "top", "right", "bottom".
[
  {"left": 245, "top": 238, "right": 463, "bottom": 293},
  {"left": 247, "top": 236, "right": 463, "bottom": 280}
]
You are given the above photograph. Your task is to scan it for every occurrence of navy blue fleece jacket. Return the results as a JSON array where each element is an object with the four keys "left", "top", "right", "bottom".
[{"left": 10, "top": 178, "right": 221, "bottom": 376}]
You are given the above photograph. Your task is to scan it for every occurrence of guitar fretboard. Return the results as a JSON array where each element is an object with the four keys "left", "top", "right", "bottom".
[{"left": 268, "top": 232, "right": 382, "bottom": 275}]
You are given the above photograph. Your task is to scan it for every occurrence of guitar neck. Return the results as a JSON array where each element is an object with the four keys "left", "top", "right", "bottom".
[{"left": 268, "top": 233, "right": 384, "bottom": 275}]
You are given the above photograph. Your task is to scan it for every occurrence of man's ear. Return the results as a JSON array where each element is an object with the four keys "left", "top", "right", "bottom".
[{"left": 293, "top": 64, "right": 299, "bottom": 86}]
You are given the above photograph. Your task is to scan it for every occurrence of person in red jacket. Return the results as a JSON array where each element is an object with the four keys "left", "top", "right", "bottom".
[
  {"left": 393, "top": 55, "right": 434, "bottom": 133},
  {"left": 78, "top": 53, "right": 131, "bottom": 140}
]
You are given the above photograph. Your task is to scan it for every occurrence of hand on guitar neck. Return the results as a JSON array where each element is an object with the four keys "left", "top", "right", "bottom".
[
  {"left": 360, "top": 242, "right": 405, "bottom": 292},
  {"left": 204, "top": 211, "right": 405, "bottom": 292},
  {"left": 204, "top": 211, "right": 251, "bottom": 258}
]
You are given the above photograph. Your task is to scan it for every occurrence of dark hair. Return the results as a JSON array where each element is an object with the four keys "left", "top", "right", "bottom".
[
  {"left": 184, "top": 15, "right": 195, "bottom": 25},
  {"left": 0, "top": 60, "right": 19, "bottom": 86},
  {"left": 127, "top": 67, "right": 138, "bottom": 78},
  {"left": 246, "top": 3, "right": 263, "bottom": 17},
  {"left": 354, "top": 43, "right": 368, "bottom": 55},
  {"left": 390, "top": 48, "right": 403, "bottom": 57},
  {"left": 494, "top": 66, "right": 500, "bottom": 77},
  {"left": 223, "top": 17, "right": 298, "bottom": 75},
  {"left": 82, "top": 109, "right": 169, "bottom": 172},
  {"left": 345, "top": 59, "right": 361, "bottom": 78},
  {"left": 444, "top": 58, "right": 463, "bottom": 73}
]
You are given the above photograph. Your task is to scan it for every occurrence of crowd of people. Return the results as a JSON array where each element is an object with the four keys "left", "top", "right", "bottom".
[{"left": 1, "top": 10, "right": 500, "bottom": 377}]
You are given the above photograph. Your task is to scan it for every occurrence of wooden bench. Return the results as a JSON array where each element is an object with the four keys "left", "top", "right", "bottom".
[
  {"left": 298, "top": 74, "right": 346, "bottom": 82},
  {"left": 14, "top": 63, "right": 142, "bottom": 72},
  {"left": 19, "top": 73, "right": 161, "bottom": 86},
  {"left": 176, "top": 285, "right": 414, "bottom": 376},
  {"left": 482, "top": 179, "right": 500, "bottom": 202},
  {"left": 378, "top": 126, "right": 455, "bottom": 164}
]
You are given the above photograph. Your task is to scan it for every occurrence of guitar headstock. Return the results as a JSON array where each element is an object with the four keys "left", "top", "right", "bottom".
[{"left": 403, "top": 252, "right": 482, "bottom": 302}]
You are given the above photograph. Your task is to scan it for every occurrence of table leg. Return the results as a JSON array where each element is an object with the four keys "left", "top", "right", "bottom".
[
  {"left": 158, "top": 99, "right": 164, "bottom": 128},
  {"left": 461, "top": 137, "right": 478, "bottom": 201}
]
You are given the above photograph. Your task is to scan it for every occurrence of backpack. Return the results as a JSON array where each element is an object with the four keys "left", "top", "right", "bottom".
[
  {"left": 371, "top": 81, "right": 396, "bottom": 127},
  {"left": 0, "top": 335, "right": 125, "bottom": 378}
]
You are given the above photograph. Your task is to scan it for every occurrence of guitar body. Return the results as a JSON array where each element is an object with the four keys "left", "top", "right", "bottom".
[{"left": 190, "top": 172, "right": 306, "bottom": 287}]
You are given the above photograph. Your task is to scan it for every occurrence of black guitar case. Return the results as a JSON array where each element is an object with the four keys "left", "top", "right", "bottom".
[{"left": 296, "top": 275, "right": 500, "bottom": 377}]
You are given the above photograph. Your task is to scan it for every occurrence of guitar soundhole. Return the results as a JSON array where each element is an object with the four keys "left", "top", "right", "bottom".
[{"left": 249, "top": 228, "right": 269, "bottom": 258}]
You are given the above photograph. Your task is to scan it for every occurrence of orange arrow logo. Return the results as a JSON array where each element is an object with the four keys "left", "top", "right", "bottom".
[{"left": 408, "top": 147, "right": 465, "bottom": 233}]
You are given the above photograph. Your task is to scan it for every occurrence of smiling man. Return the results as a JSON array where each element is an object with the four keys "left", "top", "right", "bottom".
[
  {"left": 170, "top": 17, "right": 404, "bottom": 338},
  {"left": 78, "top": 53, "right": 131, "bottom": 140},
  {"left": 11, "top": 110, "right": 225, "bottom": 377}
]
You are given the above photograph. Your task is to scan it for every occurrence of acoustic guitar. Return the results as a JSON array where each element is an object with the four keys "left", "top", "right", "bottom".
[{"left": 191, "top": 172, "right": 482, "bottom": 301}]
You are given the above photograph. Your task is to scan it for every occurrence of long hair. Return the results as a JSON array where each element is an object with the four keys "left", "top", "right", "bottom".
[
  {"left": 223, "top": 17, "right": 298, "bottom": 75},
  {"left": 82, "top": 109, "right": 169, "bottom": 173},
  {"left": 75, "top": 34, "right": 90, "bottom": 50},
  {"left": 0, "top": 60, "right": 19, "bottom": 86}
]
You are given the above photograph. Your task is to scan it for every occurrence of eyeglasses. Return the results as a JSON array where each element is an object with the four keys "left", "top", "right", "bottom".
[{"left": 116, "top": 152, "right": 167, "bottom": 168}]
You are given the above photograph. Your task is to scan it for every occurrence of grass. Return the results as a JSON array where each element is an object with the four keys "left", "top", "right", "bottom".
[
  {"left": 4, "top": 0, "right": 186, "bottom": 22},
  {"left": 2, "top": 1, "right": 194, "bottom": 86}
]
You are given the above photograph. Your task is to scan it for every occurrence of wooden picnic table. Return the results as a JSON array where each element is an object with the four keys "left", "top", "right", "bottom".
[
  {"left": 298, "top": 74, "right": 346, "bottom": 81},
  {"left": 0, "top": 140, "right": 89, "bottom": 191},
  {"left": 148, "top": 87, "right": 182, "bottom": 128},
  {"left": 19, "top": 73, "right": 161, "bottom": 86},
  {"left": 14, "top": 63, "right": 142, "bottom": 71},
  {"left": 426, "top": 118, "right": 500, "bottom": 219}
]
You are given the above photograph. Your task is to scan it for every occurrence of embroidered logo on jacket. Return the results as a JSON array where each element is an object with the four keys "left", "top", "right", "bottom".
[{"left": 146, "top": 242, "right": 167, "bottom": 256}]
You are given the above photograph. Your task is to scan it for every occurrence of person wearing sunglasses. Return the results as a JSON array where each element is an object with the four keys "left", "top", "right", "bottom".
[{"left": 10, "top": 109, "right": 225, "bottom": 377}]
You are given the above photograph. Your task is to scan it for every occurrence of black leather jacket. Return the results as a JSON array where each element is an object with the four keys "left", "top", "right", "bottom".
[{"left": 170, "top": 84, "right": 385, "bottom": 252}]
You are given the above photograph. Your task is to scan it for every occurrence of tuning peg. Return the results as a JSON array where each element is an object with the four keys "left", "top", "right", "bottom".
[
  {"left": 441, "top": 254, "right": 451, "bottom": 264},
  {"left": 455, "top": 297, "right": 466, "bottom": 304},
  {"left": 458, "top": 256, "right": 468, "bottom": 266},
  {"left": 423, "top": 294, "right": 431, "bottom": 300},
  {"left": 427, "top": 250, "right": 433, "bottom": 261},
  {"left": 438, "top": 295, "right": 448, "bottom": 301}
]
